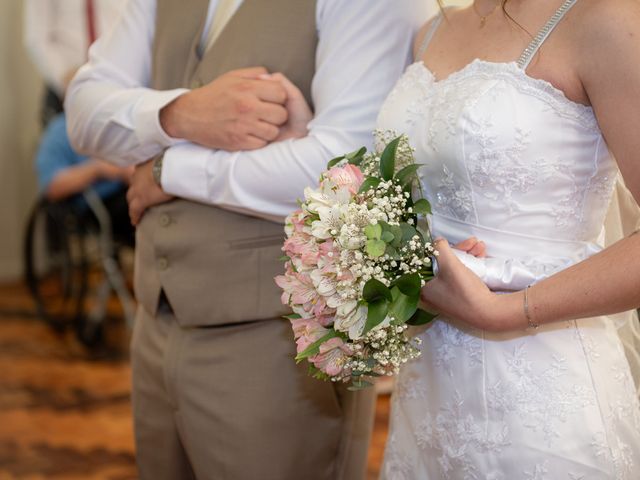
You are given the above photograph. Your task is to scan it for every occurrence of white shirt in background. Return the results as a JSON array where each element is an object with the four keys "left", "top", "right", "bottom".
[
  {"left": 66, "top": 0, "right": 437, "bottom": 222},
  {"left": 24, "top": 0, "right": 129, "bottom": 96}
]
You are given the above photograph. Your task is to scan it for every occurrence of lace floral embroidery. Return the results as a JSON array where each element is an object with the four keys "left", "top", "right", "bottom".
[
  {"left": 434, "top": 165, "right": 474, "bottom": 222},
  {"left": 487, "top": 343, "right": 596, "bottom": 446},
  {"left": 413, "top": 390, "right": 510, "bottom": 480}
]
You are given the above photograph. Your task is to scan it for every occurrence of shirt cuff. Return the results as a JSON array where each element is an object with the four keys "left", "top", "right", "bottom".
[
  {"left": 161, "top": 143, "right": 213, "bottom": 203},
  {"left": 133, "top": 88, "right": 189, "bottom": 148}
]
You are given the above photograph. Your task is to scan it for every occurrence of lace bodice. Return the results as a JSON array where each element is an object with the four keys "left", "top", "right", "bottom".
[
  {"left": 378, "top": 59, "right": 616, "bottom": 241},
  {"left": 377, "top": 59, "right": 618, "bottom": 290}
]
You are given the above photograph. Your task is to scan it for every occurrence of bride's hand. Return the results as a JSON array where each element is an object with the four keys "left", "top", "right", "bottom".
[
  {"left": 421, "top": 239, "right": 521, "bottom": 332},
  {"left": 453, "top": 237, "right": 486, "bottom": 257},
  {"left": 260, "top": 73, "right": 312, "bottom": 141}
]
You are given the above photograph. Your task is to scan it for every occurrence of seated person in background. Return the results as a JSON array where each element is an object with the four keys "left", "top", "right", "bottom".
[{"left": 35, "top": 113, "right": 134, "bottom": 243}]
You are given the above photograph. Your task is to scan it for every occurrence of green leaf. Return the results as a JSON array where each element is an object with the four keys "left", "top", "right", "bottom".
[
  {"left": 348, "top": 379, "right": 374, "bottom": 391},
  {"left": 388, "top": 225, "right": 404, "bottom": 248},
  {"left": 394, "top": 273, "right": 422, "bottom": 297},
  {"left": 345, "top": 147, "right": 366, "bottom": 166},
  {"left": 283, "top": 313, "right": 302, "bottom": 320},
  {"left": 384, "top": 245, "right": 400, "bottom": 260},
  {"left": 380, "top": 137, "right": 401, "bottom": 181},
  {"left": 358, "top": 176, "right": 382, "bottom": 194},
  {"left": 406, "top": 308, "right": 437, "bottom": 326},
  {"left": 395, "top": 163, "right": 422, "bottom": 187},
  {"left": 295, "top": 330, "right": 339, "bottom": 362},
  {"left": 366, "top": 239, "right": 386, "bottom": 258},
  {"left": 363, "top": 298, "right": 389, "bottom": 335},
  {"left": 381, "top": 231, "right": 395, "bottom": 243},
  {"left": 308, "top": 364, "right": 331, "bottom": 381},
  {"left": 279, "top": 255, "right": 291, "bottom": 262},
  {"left": 348, "top": 155, "right": 364, "bottom": 166},
  {"left": 327, "top": 155, "right": 345, "bottom": 169},
  {"left": 364, "top": 223, "right": 382, "bottom": 240},
  {"left": 388, "top": 286, "right": 419, "bottom": 324},
  {"left": 400, "top": 223, "right": 419, "bottom": 243},
  {"left": 362, "top": 278, "right": 392, "bottom": 303},
  {"left": 345, "top": 146, "right": 367, "bottom": 161},
  {"left": 413, "top": 198, "right": 432, "bottom": 215}
]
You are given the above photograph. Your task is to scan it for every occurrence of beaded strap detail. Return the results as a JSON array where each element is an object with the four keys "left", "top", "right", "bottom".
[
  {"left": 415, "top": 12, "right": 445, "bottom": 61},
  {"left": 517, "top": 0, "right": 579, "bottom": 70}
]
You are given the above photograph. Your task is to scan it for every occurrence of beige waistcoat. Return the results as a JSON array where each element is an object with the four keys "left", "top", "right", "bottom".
[{"left": 135, "top": 0, "right": 318, "bottom": 326}]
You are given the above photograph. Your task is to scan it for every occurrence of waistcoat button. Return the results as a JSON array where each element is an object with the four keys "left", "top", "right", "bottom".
[
  {"left": 157, "top": 257, "right": 169, "bottom": 271},
  {"left": 159, "top": 214, "right": 171, "bottom": 227}
]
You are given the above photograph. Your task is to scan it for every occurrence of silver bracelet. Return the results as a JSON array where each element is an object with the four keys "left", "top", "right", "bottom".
[{"left": 524, "top": 285, "right": 539, "bottom": 329}]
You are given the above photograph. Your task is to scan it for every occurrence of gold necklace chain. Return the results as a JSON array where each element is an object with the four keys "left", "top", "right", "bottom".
[{"left": 472, "top": 0, "right": 500, "bottom": 28}]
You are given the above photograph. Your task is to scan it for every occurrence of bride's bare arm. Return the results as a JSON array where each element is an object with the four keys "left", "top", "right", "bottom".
[{"left": 420, "top": 0, "right": 640, "bottom": 332}]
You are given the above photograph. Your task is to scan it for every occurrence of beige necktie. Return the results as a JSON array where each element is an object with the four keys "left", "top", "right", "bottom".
[{"left": 204, "top": 0, "right": 240, "bottom": 53}]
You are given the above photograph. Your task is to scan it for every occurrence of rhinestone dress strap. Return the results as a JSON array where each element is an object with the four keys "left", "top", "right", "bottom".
[
  {"left": 415, "top": 12, "right": 445, "bottom": 61},
  {"left": 517, "top": 0, "right": 579, "bottom": 69}
]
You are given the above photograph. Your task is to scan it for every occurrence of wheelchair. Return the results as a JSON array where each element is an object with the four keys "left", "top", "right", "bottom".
[{"left": 24, "top": 188, "right": 136, "bottom": 347}]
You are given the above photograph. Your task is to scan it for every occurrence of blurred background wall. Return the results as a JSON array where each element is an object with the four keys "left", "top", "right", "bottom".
[{"left": 0, "top": 0, "right": 41, "bottom": 281}]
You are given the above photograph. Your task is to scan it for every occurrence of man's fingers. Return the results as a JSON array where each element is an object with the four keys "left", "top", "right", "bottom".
[
  {"left": 241, "top": 135, "right": 268, "bottom": 151},
  {"left": 249, "top": 78, "right": 287, "bottom": 104},
  {"left": 228, "top": 67, "right": 269, "bottom": 79},
  {"left": 256, "top": 102, "right": 288, "bottom": 125},
  {"left": 250, "top": 121, "right": 280, "bottom": 143},
  {"left": 129, "top": 200, "right": 140, "bottom": 226},
  {"left": 267, "top": 72, "right": 304, "bottom": 101}
]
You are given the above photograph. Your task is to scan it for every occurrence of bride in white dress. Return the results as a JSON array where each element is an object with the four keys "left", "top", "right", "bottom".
[{"left": 376, "top": 0, "right": 640, "bottom": 478}]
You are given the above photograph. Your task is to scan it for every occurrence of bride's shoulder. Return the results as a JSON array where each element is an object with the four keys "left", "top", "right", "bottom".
[
  {"left": 572, "top": 0, "right": 640, "bottom": 43},
  {"left": 412, "top": 7, "right": 465, "bottom": 58},
  {"left": 572, "top": 0, "right": 640, "bottom": 68}
]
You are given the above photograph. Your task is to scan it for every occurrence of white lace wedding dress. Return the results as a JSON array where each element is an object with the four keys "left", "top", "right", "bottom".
[{"left": 377, "top": 1, "right": 640, "bottom": 478}]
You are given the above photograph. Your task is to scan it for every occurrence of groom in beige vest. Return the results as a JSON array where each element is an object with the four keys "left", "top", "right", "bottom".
[{"left": 66, "top": 0, "right": 424, "bottom": 478}]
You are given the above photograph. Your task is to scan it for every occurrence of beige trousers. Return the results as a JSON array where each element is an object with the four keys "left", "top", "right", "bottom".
[{"left": 131, "top": 306, "right": 376, "bottom": 480}]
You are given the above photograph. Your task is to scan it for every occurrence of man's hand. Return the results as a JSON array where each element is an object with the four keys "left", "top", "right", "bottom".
[
  {"left": 94, "top": 159, "right": 134, "bottom": 184},
  {"left": 126, "top": 159, "right": 173, "bottom": 226},
  {"left": 261, "top": 73, "right": 313, "bottom": 142},
  {"left": 159, "top": 67, "right": 288, "bottom": 151}
]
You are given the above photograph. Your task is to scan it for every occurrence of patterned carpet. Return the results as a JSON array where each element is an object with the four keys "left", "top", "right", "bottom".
[{"left": 0, "top": 282, "right": 390, "bottom": 479}]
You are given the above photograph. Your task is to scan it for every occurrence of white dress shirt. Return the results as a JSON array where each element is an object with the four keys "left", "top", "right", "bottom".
[
  {"left": 24, "top": 0, "right": 129, "bottom": 96},
  {"left": 66, "top": 0, "right": 435, "bottom": 222}
]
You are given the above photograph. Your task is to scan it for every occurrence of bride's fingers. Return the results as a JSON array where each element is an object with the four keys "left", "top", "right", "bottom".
[
  {"left": 468, "top": 240, "right": 487, "bottom": 258},
  {"left": 453, "top": 237, "right": 478, "bottom": 252}
]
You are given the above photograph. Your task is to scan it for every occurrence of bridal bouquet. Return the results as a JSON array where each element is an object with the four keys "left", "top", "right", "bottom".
[{"left": 275, "top": 133, "right": 437, "bottom": 389}]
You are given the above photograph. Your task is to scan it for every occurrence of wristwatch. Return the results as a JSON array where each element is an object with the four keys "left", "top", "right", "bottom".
[{"left": 152, "top": 154, "right": 164, "bottom": 187}]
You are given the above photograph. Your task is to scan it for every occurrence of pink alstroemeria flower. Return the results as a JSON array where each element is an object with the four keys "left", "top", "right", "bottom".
[
  {"left": 311, "top": 337, "right": 353, "bottom": 377},
  {"left": 283, "top": 235, "right": 318, "bottom": 267},
  {"left": 284, "top": 210, "right": 307, "bottom": 237},
  {"left": 275, "top": 272, "right": 315, "bottom": 306},
  {"left": 323, "top": 164, "right": 365, "bottom": 195},
  {"left": 291, "top": 318, "right": 330, "bottom": 354}
]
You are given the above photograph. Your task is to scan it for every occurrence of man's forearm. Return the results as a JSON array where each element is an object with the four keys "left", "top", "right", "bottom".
[{"left": 160, "top": 133, "right": 348, "bottom": 222}]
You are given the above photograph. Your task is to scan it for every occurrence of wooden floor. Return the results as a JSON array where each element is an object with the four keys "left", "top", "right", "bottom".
[{"left": 0, "top": 282, "right": 390, "bottom": 479}]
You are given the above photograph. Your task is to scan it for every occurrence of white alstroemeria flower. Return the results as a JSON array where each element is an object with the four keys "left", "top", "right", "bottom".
[
  {"left": 310, "top": 268, "right": 337, "bottom": 298},
  {"left": 304, "top": 187, "right": 332, "bottom": 213},
  {"left": 305, "top": 182, "right": 352, "bottom": 214},
  {"left": 334, "top": 300, "right": 369, "bottom": 340},
  {"left": 311, "top": 205, "right": 345, "bottom": 239}
]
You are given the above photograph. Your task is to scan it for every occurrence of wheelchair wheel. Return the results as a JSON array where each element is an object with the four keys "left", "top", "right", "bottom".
[{"left": 24, "top": 199, "right": 89, "bottom": 332}]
